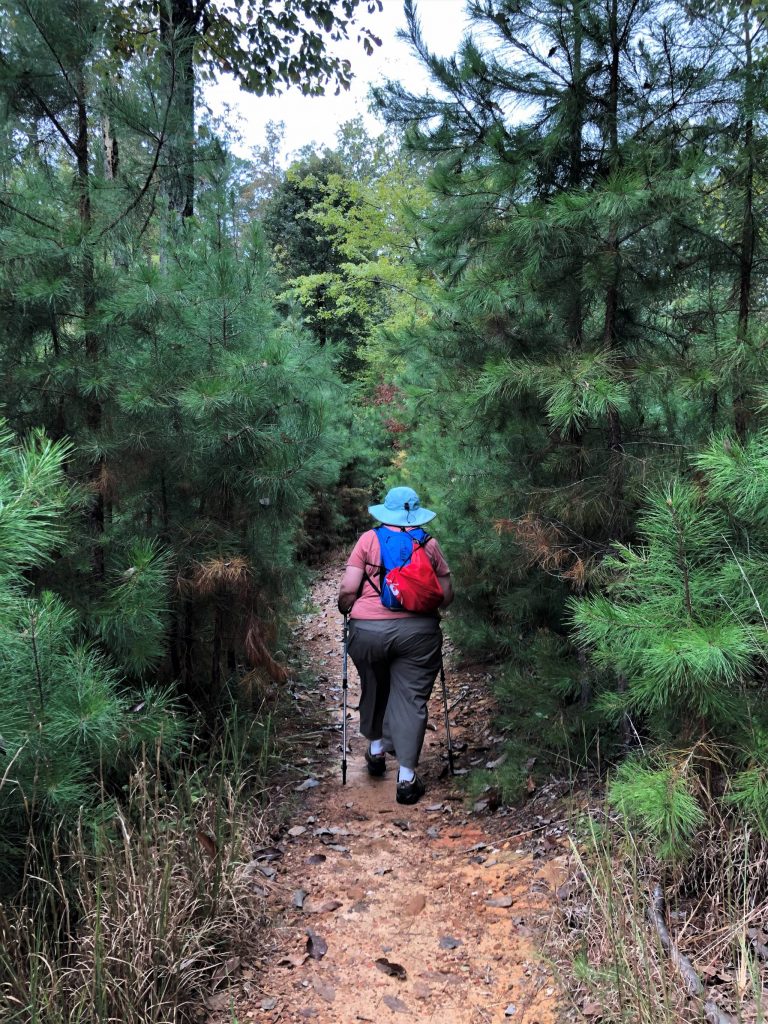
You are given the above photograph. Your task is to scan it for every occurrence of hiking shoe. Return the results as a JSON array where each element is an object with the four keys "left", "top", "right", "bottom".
[
  {"left": 396, "top": 773, "right": 426, "bottom": 805},
  {"left": 365, "top": 745, "right": 387, "bottom": 777}
]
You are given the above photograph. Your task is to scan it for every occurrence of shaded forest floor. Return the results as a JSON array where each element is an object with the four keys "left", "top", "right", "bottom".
[{"left": 210, "top": 562, "right": 575, "bottom": 1024}]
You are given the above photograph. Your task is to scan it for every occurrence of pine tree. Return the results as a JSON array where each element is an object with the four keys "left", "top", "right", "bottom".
[
  {"left": 108, "top": 0, "right": 384, "bottom": 217},
  {"left": 571, "top": 453, "right": 768, "bottom": 852},
  {"left": 0, "top": 424, "right": 178, "bottom": 886},
  {"left": 98, "top": 175, "right": 347, "bottom": 696},
  {"left": 367, "top": 0, "right": 757, "bottom": 789},
  {"left": 0, "top": 1, "right": 350, "bottom": 701}
]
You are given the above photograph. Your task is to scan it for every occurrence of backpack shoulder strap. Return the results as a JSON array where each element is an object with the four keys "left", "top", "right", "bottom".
[{"left": 362, "top": 527, "right": 388, "bottom": 594}]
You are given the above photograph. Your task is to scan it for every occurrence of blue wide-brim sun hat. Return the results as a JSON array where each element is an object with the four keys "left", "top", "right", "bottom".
[{"left": 368, "top": 486, "right": 436, "bottom": 527}]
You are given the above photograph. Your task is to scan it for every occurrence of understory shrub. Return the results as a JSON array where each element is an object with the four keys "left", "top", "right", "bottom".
[
  {"left": 573, "top": 446, "right": 768, "bottom": 857},
  {"left": 0, "top": 425, "right": 181, "bottom": 887}
]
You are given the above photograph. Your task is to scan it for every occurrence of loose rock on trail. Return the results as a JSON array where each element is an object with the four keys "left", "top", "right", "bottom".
[{"left": 215, "top": 565, "right": 568, "bottom": 1024}]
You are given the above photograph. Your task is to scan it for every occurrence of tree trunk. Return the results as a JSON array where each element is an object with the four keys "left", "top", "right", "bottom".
[
  {"left": 102, "top": 114, "right": 119, "bottom": 180},
  {"left": 75, "top": 66, "right": 105, "bottom": 579},
  {"left": 603, "top": 0, "right": 624, "bottom": 530},
  {"left": 566, "top": 0, "right": 585, "bottom": 351},
  {"left": 564, "top": 0, "right": 587, "bottom": 479},
  {"left": 50, "top": 305, "right": 67, "bottom": 440},
  {"left": 734, "top": 6, "right": 755, "bottom": 441},
  {"left": 158, "top": 0, "right": 197, "bottom": 219}
]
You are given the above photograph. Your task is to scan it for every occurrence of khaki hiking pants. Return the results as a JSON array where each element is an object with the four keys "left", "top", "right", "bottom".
[{"left": 347, "top": 617, "right": 443, "bottom": 771}]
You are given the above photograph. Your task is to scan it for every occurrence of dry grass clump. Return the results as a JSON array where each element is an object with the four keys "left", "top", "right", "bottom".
[
  {"left": 0, "top": 728, "right": 272, "bottom": 1024},
  {"left": 550, "top": 811, "right": 768, "bottom": 1023}
]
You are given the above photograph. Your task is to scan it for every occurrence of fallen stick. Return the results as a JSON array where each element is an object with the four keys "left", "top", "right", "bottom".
[
  {"left": 648, "top": 885, "right": 736, "bottom": 1024},
  {"left": 447, "top": 686, "right": 471, "bottom": 713},
  {"left": 648, "top": 884, "right": 702, "bottom": 996},
  {"left": 493, "top": 818, "right": 570, "bottom": 846}
]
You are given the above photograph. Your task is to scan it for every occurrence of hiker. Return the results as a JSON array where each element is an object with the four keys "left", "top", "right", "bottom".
[{"left": 337, "top": 486, "right": 453, "bottom": 805}]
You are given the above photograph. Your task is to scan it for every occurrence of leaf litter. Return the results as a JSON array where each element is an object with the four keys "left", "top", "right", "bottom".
[
  {"left": 312, "top": 977, "right": 336, "bottom": 1003},
  {"left": 374, "top": 957, "right": 407, "bottom": 980},
  {"left": 305, "top": 929, "right": 327, "bottom": 960},
  {"left": 486, "top": 894, "right": 514, "bottom": 908},
  {"left": 383, "top": 994, "right": 409, "bottom": 1013}
]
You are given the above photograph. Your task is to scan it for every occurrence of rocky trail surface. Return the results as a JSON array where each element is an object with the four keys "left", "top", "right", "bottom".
[{"left": 216, "top": 566, "right": 571, "bottom": 1024}]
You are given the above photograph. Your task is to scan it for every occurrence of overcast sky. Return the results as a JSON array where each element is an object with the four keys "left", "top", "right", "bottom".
[{"left": 203, "top": 0, "right": 468, "bottom": 162}]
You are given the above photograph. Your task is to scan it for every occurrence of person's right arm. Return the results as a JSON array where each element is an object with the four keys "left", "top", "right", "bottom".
[
  {"left": 338, "top": 564, "right": 364, "bottom": 614},
  {"left": 337, "top": 533, "right": 369, "bottom": 614}
]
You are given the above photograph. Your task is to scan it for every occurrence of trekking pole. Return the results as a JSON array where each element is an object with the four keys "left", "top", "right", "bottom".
[
  {"left": 439, "top": 659, "right": 455, "bottom": 776},
  {"left": 341, "top": 613, "right": 349, "bottom": 785}
]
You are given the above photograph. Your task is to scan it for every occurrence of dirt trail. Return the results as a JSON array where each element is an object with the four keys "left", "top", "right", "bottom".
[{"left": 225, "top": 567, "right": 568, "bottom": 1024}]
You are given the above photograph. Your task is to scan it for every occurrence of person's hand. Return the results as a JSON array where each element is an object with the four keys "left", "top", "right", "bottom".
[{"left": 338, "top": 599, "right": 352, "bottom": 615}]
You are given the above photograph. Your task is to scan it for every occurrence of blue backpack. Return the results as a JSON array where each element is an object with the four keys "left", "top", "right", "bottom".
[{"left": 372, "top": 526, "right": 431, "bottom": 610}]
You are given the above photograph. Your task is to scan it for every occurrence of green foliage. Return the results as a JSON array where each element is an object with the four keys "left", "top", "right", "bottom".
[
  {"left": 0, "top": 426, "right": 74, "bottom": 575},
  {"left": 111, "top": 0, "right": 383, "bottom": 95},
  {"left": 476, "top": 350, "right": 631, "bottom": 437},
  {"left": 0, "top": 0, "right": 353, "bottom": 911},
  {"left": 0, "top": 0, "right": 350, "bottom": 694},
  {"left": 261, "top": 147, "right": 370, "bottom": 358},
  {"left": 88, "top": 192, "right": 347, "bottom": 692},
  {"left": 335, "top": 0, "right": 768, "bottom": 860},
  {"left": 725, "top": 764, "right": 768, "bottom": 835},
  {"left": 572, "top": 482, "right": 754, "bottom": 727},
  {"left": 569, "top": 462, "right": 768, "bottom": 855},
  {"left": 366, "top": 0, "right": 732, "bottom": 676},
  {"left": 694, "top": 431, "right": 768, "bottom": 528},
  {"left": 568, "top": 461, "right": 768, "bottom": 858},
  {"left": 607, "top": 755, "right": 706, "bottom": 861},
  {"left": 94, "top": 540, "right": 173, "bottom": 676},
  {"left": 257, "top": 120, "right": 441, "bottom": 544},
  {"left": 0, "top": 427, "right": 180, "bottom": 885},
  {"left": 482, "top": 631, "right": 604, "bottom": 797}
]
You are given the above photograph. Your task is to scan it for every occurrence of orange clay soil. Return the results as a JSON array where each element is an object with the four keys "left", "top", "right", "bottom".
[{"left": 214, "top": 566, "right": 570, "bottom": 1024}]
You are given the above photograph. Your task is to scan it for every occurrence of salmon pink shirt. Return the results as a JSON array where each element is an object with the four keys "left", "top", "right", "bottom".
[{"left": 346, "top": 527, "right": 451, "bottom": 620}]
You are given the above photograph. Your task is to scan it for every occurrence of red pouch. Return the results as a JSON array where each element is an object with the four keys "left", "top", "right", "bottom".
[{"left": 385, "top": 543, "right": 444, "bottom": 613}]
